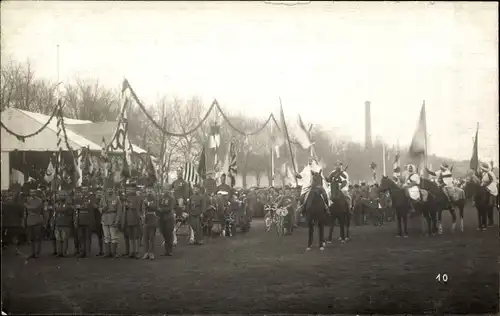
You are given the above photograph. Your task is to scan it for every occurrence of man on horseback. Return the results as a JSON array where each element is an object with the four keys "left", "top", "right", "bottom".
[
  {"left": 426, "top": 163, "right": 454, "bottom": 205},
  {"left": 295, "top": 156, "right": 322, "bottom": 214},
  {"left": 326, "top": 161, "right": 351, "bottom": 209},
  {"left": 403, "top": 164, "right": 425, "bottom": 203}
]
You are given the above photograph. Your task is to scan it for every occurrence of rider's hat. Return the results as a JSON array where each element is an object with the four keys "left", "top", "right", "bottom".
[
  {"left": 441, "top": 163, "right": 449, "bottom": 169},
  {"left": 480, "top": 161, "right": 491, "bottom": 172}
]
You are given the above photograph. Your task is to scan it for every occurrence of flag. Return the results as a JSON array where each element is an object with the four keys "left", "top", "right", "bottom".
[
  {"left": 198, "top": 145, "right": 207, "bottom": 181},
  {"left": 183, "top": 162, "right": 200, "bottom": 185},
  {"left": 409, "top": 103, "right": 427, "bottom": 158},
  {"left": 44, "top": 159, "right": 55, "bottom": 183},
  {"left": 292, "top": 114, "right": 313, "bottom": 150},
  {"left": 75, "top": 149, "right": 83, "bottom": 187},
  {"left": 270, "top": 123, "right": 285, "bottom": 158},
  {"left": 228, "top": 137, "right": 237, "bottom": 175},
  {"left": 470, "top": 125, "right": 478, "bottom": 172},
  {"left": 209, "top": 124, "right": 221, "bottom": 149},
  {"left": 393, "top": 151, "right": 401, "bottom": 177},
  {"left": 110, "top": 80, "right": 133, "bottom": 179}
]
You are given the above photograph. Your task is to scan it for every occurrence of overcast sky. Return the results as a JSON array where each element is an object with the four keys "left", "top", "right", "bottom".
[{"left": 2, "top": 1, "right": 498, "bottom": 163}]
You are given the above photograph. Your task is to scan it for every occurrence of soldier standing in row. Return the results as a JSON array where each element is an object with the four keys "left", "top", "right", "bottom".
[
  {"left": 74, "top": 187, "right": 95, "bottom": 258},
  {"left": 158, "top": 188, "right": 176, "bottom": 256},
  {"left": 92, "top": 187, "right": 105, "bottom": 256},
  {"left": 188, "top": 184, "right": 205, "bottom": 245},
  {"left": 172, "top": 168, "right": 190, "bottom": 219},
  {"left": 100, "top": 189, "right": 122, "bottom": 258},
  {"left": 54, "top": 191, "right": 73, "bottom": 257},
  {"left": 24, "top": 189, "right": 45, "bottom": 258},
  {"left": 120, "top": 183, "right": 141, "bottom": 259},
  {"left": 142, "top": 192, "right": 159, "bottom": 259}
]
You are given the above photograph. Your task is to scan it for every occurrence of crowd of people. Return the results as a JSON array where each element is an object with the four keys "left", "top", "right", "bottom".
[{"left": 2, "top": 157, "right": 499, "bottom": 259}]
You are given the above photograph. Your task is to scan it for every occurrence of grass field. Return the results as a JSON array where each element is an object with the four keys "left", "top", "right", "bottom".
[{"left": 2, "top": 204, "right": 499, "bottom": 314}]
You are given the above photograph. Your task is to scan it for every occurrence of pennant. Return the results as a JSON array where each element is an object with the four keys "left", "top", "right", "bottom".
[
  {"left": 409, "top": 103, "right": 427, "bottom": 159},
  {"left": 44, "top": 159, "right": 55, "bottom": 183}
]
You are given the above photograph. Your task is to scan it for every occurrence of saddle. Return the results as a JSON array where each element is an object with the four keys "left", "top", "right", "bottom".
[{"left": 406, "top": 186, "right": 428, "bottom": 203}]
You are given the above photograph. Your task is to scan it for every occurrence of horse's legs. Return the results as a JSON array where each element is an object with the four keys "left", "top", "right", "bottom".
[
  {"left": 449, "top": 207, "right": 457, "bottom": 232},
  {"left": 345, "top": 212, "right": 351, "bottom": 239},
  {"left": 327, "top": 212, "right": 334, "bottom": 242},
  {"left": 402, "top": 210, "right": 409, "bottom": 236},
  {"left": 487, "top": 204, "right": 494, "bottom": 227},
  {"left": 396, "top": 209, "right": 403, "bottom": 236},
  {"left": 318, "top": 223, "right": 325, "bottom": 248},
  {"left": 339, "top": 212, "right": 346, "bottom": 240},
  {"left": 307, "top": 221, "right": 314, "bottom": 248},
  {"left": 458, "top": 202, "right": 465, "bottom": 232}
]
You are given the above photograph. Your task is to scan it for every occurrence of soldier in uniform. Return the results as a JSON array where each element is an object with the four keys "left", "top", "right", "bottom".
[
  {"left": 204, "top": 172, "right": 217, "bottom": 196},
  {"left": 142, "top": 192, "right": 159, "bottom": 259},
  {"left": 217, "top": 174, "right": 233, "bottom": 196},
  {"left": 275, "top": 187, "right": 295, "bottom": 235},
  {"left": 100, "top": 188, "right": 122, "bottom": 258},
  {"left": 158, "top": 187, "right": 176, "bottom": 256},
  {"left": 92, "top": 187, "right": 105, "bottom": 256},
  {"left": 1, "top": 189, "right": 24, "bottom": 251},
  {"left": 120, "top": 182, "right": 142, "bottom": 259},
  {"left": 172, "top": 168, "right": 191, "bottom": 219},
  {"left": 23, "top": 189, "right": 45, "bottom": 258},
  {"left": 54, "top": 190, "right": 74, "bottom": 257},
  {"left": 74, "top": 187, "right": 95, "bottom": 257},
  {"left": 188, "top": 184, "right": 206, "bottom": 245}
]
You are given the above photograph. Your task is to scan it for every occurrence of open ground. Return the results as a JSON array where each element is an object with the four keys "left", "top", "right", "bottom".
[{"left": 2, "top": 204, "right": 499, "bottom": 314}]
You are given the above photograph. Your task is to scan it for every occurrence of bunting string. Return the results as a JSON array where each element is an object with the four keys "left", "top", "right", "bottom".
[{"left": 0, "top": 104, "right": 59, "bottom": 142}]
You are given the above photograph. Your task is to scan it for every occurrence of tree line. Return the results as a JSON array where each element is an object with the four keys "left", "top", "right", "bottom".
[{"left": 1, "top": 58, "right": 474, "bottom": 186}]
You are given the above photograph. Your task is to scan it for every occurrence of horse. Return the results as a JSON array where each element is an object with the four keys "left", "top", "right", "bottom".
[
  {"left": 326, "top": 173, "right": 350, "bottom": 243},
  {"left": 424, "top": 181, "right": 466, "bottom": 233},
  {"left": 303, "top": 172, "right": 329, "bottom": 251},
  {"left": 464, "top": 174, "right": 495, "bottom": 231},
  {"left": 379, "top": 177, "right": 411, "bottom": 237}
]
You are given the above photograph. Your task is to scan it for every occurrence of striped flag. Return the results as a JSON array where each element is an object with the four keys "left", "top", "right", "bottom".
[
  {"left": 183, "top": 162, "right": 200, "bottom": 185},
  {"left": 393, "top": 151, "right": 401, "bottom": 177}
]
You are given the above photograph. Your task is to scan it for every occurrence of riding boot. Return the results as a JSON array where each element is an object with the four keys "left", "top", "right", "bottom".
[
  {"left": 111, "top": 243, "right": 118, "bottom": 258},
  {"left": 63, "top": 239, "right": 69, "bottom": 256},
  {"left": 122, "top": 238, "right": 130, "bottom": 257},
  {"left": 104, "top": 243, "right": 111, "bottom": 258},
  {"left": 57, "top": 241, "right": 64, "bottom": 257},
  {"left": 97, "top": 236, "right": 104, "bottom": 256},
  {"left": 129, "top": 240, "right": 136, "bottom": 258},
  {"left": 35, "top": 239, "right": 42, "bottom": 257},
  {"left": 28, "top": 239, "right": 36, "bottom": 258},
  {"left": 51, "top": 239, "right": 57, "bottom": 256}
]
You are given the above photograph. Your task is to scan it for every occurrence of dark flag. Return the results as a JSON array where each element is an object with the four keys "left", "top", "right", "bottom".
[
  {"left": 409, "top": 103, "right": 427, "bottom": 159},
  {"left": 198, "top": 145, "right": 207, "bottom": 181},
  {"left": 470, "top": 124, "right": 479, "bottom": 173}
]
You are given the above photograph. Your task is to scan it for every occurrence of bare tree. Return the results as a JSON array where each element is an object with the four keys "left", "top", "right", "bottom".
[{"left": 63, "top": 79, "right": 119, "bottom": 121}]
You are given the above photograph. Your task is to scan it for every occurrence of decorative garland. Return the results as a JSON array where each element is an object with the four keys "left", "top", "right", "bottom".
[
  {"left": 125, "top": 79, "right": 280, "bottom": 138},
  {"left": 0, "top": 104, "right": 59, "bottom": 142}
]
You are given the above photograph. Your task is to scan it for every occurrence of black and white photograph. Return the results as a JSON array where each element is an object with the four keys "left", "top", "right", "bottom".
[{"left": 1, "top": 1, "right": 498, "bottom": 314}]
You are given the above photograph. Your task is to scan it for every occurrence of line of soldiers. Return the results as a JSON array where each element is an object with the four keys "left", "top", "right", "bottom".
[{"left": 1, "top": 167, "right": 255, "bottom": 260}]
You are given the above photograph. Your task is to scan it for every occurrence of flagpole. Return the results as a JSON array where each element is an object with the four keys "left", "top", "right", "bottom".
[
  {"left": 309, "top": 124, "right": 314, "bottom": 158},
  {"left": 422, "top": 100, "right": 428, "bottom": 177},
  {"left": 270, "top": 121, "right": 275, "bottom": 187},
  {"left": 279, "top": 97, "right": 299, "bottom": 187}
]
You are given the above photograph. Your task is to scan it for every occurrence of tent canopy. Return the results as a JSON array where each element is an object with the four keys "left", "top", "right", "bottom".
[{"left": 1, "top": 107, "right": 101, "bottom": 152}]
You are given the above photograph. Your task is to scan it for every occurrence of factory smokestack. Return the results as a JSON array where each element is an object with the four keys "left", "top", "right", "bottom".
[{"left": 365, "top": 101, "right": 372, "bottom": 149}]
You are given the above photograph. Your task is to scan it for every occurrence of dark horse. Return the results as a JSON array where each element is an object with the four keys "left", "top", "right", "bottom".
[
  {"left": 464, "top": 174, "right": 495, "bottom": 231},
  {"left": 422, "top": 181, "right": 466, "bottom": 233},
  {"left": 303, "top": 172, "right": 329, "bottom": 251},
  {"left": 379, "top": 177, "right": 439, "bottom": 236},
  {"left": 326, "top": 173, "right": 350, "bottom": 243},
  {"left": 379, "top": 177, "right": 411, "bottom": 237}
]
